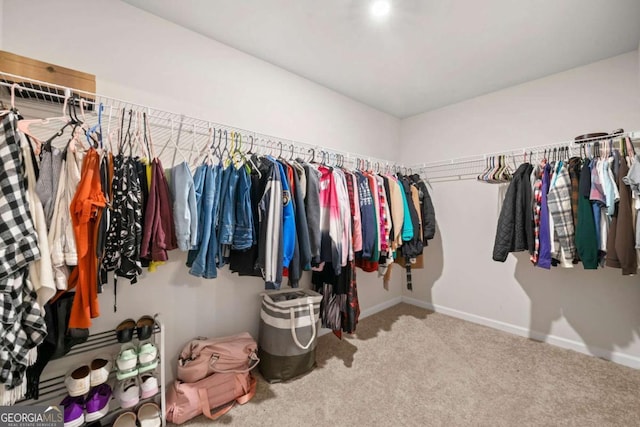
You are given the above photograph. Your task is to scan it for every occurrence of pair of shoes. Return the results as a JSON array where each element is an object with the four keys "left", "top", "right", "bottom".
[
  {"left": 60, "top": 384, "right": 112, "bottom": 427},
  {"left": 64, "top": 357, "right": 112, "bottom": 396},
  {"left": 115, "top": 372, "right": 159, "bottom": 409},
  {"left": 116, "top": 315, "right": 155, "bottom": 343},
  {"left": 113, "top": 403, "right": 161, "bottom": 427},
  {"left": 116, "top": 342, "right": 158, "bottom": 380}
]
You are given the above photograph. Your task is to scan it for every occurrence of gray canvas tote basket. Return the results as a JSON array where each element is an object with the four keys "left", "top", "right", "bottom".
[{"left": 258, "top": 288, "right": 323, "bottom": 383}]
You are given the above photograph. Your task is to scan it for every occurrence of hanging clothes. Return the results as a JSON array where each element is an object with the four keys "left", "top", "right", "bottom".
[
  {"left": 49, "top": 145, "right": 83, "bottom": 290},
  {"left": 606, "top": 152, "right": 637, "bottom": 274},
  {"left": 492, "top": 163, "right": 534, "bottom": 262},
  {"left": 547, "top": 161, "right": 576, "bottom": 266},
  {"left": 35, "top": 141, "right": 64, "bottom": 228},
  {"left": 20, "top": 133, "right": 55, "bottom": 307},
  {"left": 317, "top": 164, "right": 341, "bottom": 274},
  {"left": 257, "top": 159, "right": 283, "bottom": 289},
  {"left": 576, "top": 158, "right": 599, "bottom": 269},
  {"left": 189, "top": 163, "right": 222, "bottom": 279},
  {"left": 229, "top": 155, "right": 267, "bottom": 277},
  {"left": 68, "top": 148, "right": 106, "bottom": 328},
  {"left": 537, "top": 163, "right": 552, "bottom": 269},
  {"left": 141, "top": 158, "right": 177, "bottom": 264},
  {"left": 0, "top": 112, "right": 46, "bottom": 402},
  {"left": 170, "top": 161, "right": 198, "bottom": 252},
  {"left": 100, "top": 119, "right": 145, "bottom": 311}
]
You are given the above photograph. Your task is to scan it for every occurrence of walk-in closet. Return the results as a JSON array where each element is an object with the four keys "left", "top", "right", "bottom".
[{"left": 1, "top": 1, "right": 640, "bottom": 426}]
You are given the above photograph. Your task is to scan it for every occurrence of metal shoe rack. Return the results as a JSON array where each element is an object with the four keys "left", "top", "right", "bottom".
[{"left": 14, "top": 315, "right": 167, "bottom": 427}]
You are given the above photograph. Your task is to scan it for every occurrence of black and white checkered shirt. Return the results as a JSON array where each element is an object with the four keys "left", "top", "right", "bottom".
[
  {"left": 0, "top": 112, "right": 46, "bottom": 392},
  {"left": 0, "top": 112, "right": 40, "bottom": 279}
]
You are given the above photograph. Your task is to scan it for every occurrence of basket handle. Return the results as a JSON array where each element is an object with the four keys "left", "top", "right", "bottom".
[{"left": 289, "top": 303, "right": 316, "bottom": 350}]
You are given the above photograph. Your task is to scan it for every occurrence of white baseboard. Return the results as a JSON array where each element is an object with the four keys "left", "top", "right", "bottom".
[
  {"left": 402, "top": 296, "right": 640, "bottom": 369},
  {"left": 359, "top": 296, "right": 403, "bottom": 319},
  {"left": 319, "top": 296, "right": 403, "bottom": 337}
]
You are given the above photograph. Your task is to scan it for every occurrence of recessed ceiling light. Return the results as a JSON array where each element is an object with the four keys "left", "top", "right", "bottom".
[{"left": 370, "top": 0, "right": 391, "bottom": 19}]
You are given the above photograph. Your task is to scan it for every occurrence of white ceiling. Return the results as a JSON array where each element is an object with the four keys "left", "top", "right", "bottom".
[{"left": 123, "top": 0, "right": 640, "bottom": 118}]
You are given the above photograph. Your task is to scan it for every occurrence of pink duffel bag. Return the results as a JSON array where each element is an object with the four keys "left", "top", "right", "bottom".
[
  {"left": 177, "top": 332, "right": 259, "bottom": 383},
  {"left": 166, "top": 372, "right": 257, "bottom": 424}
]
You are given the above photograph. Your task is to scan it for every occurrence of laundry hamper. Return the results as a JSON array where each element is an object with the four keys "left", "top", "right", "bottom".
[{"left": 258, "top": 288, "right": 323, "bottom": 383}]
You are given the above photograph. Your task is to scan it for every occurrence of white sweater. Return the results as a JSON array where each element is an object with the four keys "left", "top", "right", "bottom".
[
  {"left": 19, "top": 132, "right": 55, "bottom": 306},
  {"left": 48, "top": 146, "right": 83, "bottom": 290}
]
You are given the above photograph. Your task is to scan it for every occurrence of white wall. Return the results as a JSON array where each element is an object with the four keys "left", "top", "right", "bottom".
[
  {"left": 401, "top": 51, "right": 640, "bottom": 367},
  {"left": 1, "top": 0, "right": 403, "bottom": 381},
  {"left": 0, "top": 0, "right": 4, "bottom": 49}
]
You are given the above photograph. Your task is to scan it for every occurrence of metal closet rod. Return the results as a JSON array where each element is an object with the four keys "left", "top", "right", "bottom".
[
  {"left": 0, "top": 71, "right": 404, "bottom": 170},
  {"left": 410, "top": 130, "right": 640, "bottom": 173}
]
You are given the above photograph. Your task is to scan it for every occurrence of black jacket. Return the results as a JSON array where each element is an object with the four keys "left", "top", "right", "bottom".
[
  {"left": 492, "top": 163, "right": 534, "bottom": 262},
  {"left": 410, "top": 174, "right": 436, "bottom": 243}
]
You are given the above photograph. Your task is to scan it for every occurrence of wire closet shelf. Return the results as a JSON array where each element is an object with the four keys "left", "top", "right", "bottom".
[
  {"left": 0, "top": 71, "right": 405, "bottom": 172},
  {"left": 409, "top": 131, "right": 640, "bottom": 183}
]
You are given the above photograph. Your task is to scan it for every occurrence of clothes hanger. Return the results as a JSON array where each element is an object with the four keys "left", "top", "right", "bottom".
[
  {"left": 17, "top": 89, "right": 72, "bottom": 151},
  {"left": 276, "top": 141, "right": 284, "bottom": 160},
  {"left": 307, "top": 147, "right": 315, "bottom": 163},
  {"left": 247, "top": 135, "right": 255, "bottom": 155},
  {"left": 0, "top": 83, "right": 21, "bottom": 115},
  {"left": 85, "top": 103, "right": 104, "bottom": 150},
  {"left": 288, "top": 143, "right": 295, "bottom": 161},
  {"left": 494, "top": 156, "right": 504, "bottom": 182},
  {"left": 143, "top": 112, "right": 157, "bottom": 161},
  {"left": 244, "top": 135, "right": 261, "bottom": 177},
  {"left": 231, "top": 132, "right": 249, "bottom": 170},
  {"left": 486, "top": 157, "right": 495, "bottom": 181},
  {"left": 129, "top": 111, "right": 146, "bottom": 158},
  {"left": 211, "top": 128, "right": 222, "bottom": 161},
  {"left": 478, "top": 156, "right": 491, "bottom": 182},
  {"left": 121, "top": 109, "right": 135, "bottom": 157},
  {"left": 495, "top": 155, "right": 506, "bottom": 182},
  {"left": 492, "top": 156, "right": 501, "bottom": 181},
  {"left": 201, "top": 126, "right": 214, "bottom": 165},
  {"left": 45, "top": 94, "right": 85, "bottom": 148},
  {"left": 157, "top": 116, "right": 176, "bottom": 159}
]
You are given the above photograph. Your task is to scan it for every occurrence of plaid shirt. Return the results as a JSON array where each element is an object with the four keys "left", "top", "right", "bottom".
[
  {"left": 377, "top": 176, "right": 390, "bottom": 252},
  {"left": 0, "top": 270, "right": 47, "bottom": 391},
  {"left": 548, "top": 163, "right": 576, "bottom": 262},
  {"left": 0, "top": 114, "right": 46, "bottom": 393},
  {"left": 0, "top": 113, "right": 40, "bottom": 280}
]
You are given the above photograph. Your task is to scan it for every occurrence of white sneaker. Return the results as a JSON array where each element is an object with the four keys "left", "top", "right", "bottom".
[
  {"left": 115, "top": 377, "right": 140, "bottom": 409},
  {"left": 64, "top": 365, "right": 90, "bottom": 397},
  {"left": 139, "top": 372, "right": 159, "bottom": 399},
  {"left": 90, "top": 356, "right": 112, "bottom": 387},
  {"left": 137, "top": 343, "right": 158, "bottom": 373},
  {"left": 116, "top": 344, "right": 138, "bottom": 380}
]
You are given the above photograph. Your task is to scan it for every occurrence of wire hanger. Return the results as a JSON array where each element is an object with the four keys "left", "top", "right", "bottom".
[
  {"left": 288, "top": 143, "right": 295, "bottom": 161},
  {"left": 17, "top": 87, "right": 71, "bottom": 150},
  {"left": 2, "top": 83, "right": 22, "bottom": 114},
  {"left": 277, "top": 141, "right": 284, "bottom": 159}
]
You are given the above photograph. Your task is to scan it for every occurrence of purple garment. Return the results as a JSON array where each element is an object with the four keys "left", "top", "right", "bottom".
[
  {"left": 589, "top": 160, "right": 602, "bottom": 249},
  {"left": 61, "top": 395, "right": 85, "bottom": 424},
  {"left": 85, "top": 383, "right": 112, "bottom": 414},
  {"left": 538, "top": 163, "right": 552, "bottom": 269},
  {"left": 589, "top": 159, "right": 606, "bottom": 204}
]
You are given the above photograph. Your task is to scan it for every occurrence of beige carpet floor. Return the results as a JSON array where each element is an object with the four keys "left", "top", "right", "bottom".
[{"left": 176, "top": 303, "right": 640, "bottom": 427}]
